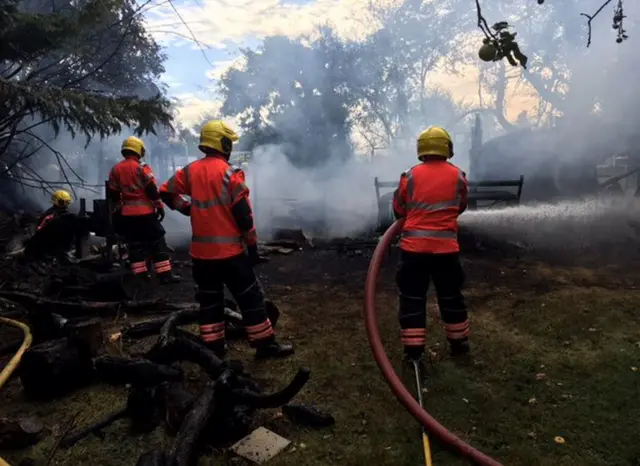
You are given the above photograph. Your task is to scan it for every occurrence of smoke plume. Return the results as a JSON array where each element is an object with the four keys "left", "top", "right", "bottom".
[{"left": 7, "top": 0, "right": 640, "bottom": 253}]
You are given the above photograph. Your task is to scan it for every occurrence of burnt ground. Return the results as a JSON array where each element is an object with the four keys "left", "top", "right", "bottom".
[{"left": 1, "top": 233, "right": 640, "bottom": 466}]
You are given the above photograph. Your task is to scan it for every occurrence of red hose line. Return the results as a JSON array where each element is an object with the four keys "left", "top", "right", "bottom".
[{"left": 363, "top": 220, "right": 503, "bottom": 466}]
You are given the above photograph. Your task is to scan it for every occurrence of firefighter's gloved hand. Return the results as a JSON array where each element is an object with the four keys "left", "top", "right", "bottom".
[
  {"left": 156, "top": 206, "right": 165, "bottom": 222},
  {"left": 247, "top": 245, "right": 260, "bottom": 267}
]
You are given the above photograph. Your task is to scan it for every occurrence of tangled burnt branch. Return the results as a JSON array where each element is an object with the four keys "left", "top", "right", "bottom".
[{"left": 54, "top": 309, "right": 312, "bottom": 465}]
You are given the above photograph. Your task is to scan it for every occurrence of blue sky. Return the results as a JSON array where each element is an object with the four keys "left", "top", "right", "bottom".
[{"left": 142, "top": 0, "right": 373, "bottom": 126}]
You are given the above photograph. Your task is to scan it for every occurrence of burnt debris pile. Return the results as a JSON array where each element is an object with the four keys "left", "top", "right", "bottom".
[
  {"left": 0, "top": 291, "right": 334, "bottom": 465},
  {"left": 0, "top": 227, "right": 334, "bottom": 466}
]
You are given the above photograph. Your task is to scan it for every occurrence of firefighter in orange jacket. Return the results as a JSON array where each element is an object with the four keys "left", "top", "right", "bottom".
[
  {"left": 108, "top": 136, "right": 180, "bottom": 283},
  {"left": 392, "top": 126, "right": 470, "bottom": 360},
  {"left": 159, "top": 120, "right": 294, "bottom": 360}
]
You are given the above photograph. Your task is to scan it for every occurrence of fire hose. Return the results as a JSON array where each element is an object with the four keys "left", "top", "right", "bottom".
[
  {"left": 363, "top": 219, "right": 503, "bottom": 466},
  {"left": 0, "top": 317, "right": 33, "bottom": 466}
]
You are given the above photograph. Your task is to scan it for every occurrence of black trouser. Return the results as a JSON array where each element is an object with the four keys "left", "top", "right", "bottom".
[
  {"left": 192, "top": 253, "right": 275, "bottom": 348},
  {"left": 396, "top": 250, "right": 469, "bottom": 351},
  {"left": 115, "top": 214, "right": 172, "bottom": 276},
  {"left": 24, "top": 212, "right": 77, "bottom": 260}
]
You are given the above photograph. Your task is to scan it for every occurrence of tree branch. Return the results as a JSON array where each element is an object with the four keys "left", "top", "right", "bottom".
[
  {"left": 474, "top": 0, "right": 498, "bottom": 41},
  {"left": 580, "top": 0, "right": 615, "bottom": 47},
  {"left": 475, "top": 0, "right": 628, "bottom": 49}
]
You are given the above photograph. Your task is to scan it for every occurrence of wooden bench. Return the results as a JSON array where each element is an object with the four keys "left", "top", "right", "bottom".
[{"left": 373, "top": 175, "right": 525, "bottom": 230}]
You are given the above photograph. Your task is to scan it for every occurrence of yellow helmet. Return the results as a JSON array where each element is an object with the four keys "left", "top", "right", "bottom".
[
  {"left": 417, "top": 126, "right": 454, "bottom": 159},
  {"left": 121, "top": 136, "right": 145, "bottom": 157},
  {"left": 51, "top": 189, "right": 72, "bottom": 208},
  {"left": 199, "top": 120, "right": 239, "bottom": 155}
]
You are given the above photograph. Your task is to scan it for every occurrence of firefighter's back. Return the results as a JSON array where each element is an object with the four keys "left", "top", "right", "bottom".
[
  {"left": 188, "top": 157, "right": 244, "bottom": 260},
  {"left": 401, "top": 160, "right": 466, "bottom": 254}
]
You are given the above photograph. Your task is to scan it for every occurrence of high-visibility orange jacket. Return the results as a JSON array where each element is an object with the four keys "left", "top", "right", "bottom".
[
  {"left": 159, "top": 155, "right": 258, "bottom": 260},
  {"left": 37, "top": 206, "right": 63, "bottom": 231},
  {"left": 108, "top": 156, "right": 161, "bottom": 216},
  {"left": 392, "top": 160, "right": 468, "bottom": 254}
]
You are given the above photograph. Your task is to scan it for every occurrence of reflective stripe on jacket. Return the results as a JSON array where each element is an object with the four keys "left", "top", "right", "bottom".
[
  {"left": 392, "top": 160, "right": 468, "bottom": 254},
  {"left": 160, "top": 155, "right": 253, "bottom": 260},
  {"left": 37, "top": 214, "right": 55, "bottom": 231},
  {"left": 108, "top": 156, "right": 157, "bottom": 216}
]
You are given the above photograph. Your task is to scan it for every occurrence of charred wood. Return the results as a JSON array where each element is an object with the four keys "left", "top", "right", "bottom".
[
  {"left": 65, "top": 318, "right": 104, "bottom": 358},
  {"left": 282, "top": 404, "right": 335, "bottom": 428},
  {"left": 61, "top": 386, "right": 161, "bottom": 448},
  {"left": 149, "top": 336, "right": 224, "bottom": 378},
  {"left": 268, "top": 228, "right": 311, "bottom": 248},
  {"left": 0, "top": 290, "right": 197, "bottom": 317},
  {"left": 93, "top": 356, "right": 183, "bottom": 387},
  {"left": 121, "top": 299, "right": 279, "bottom": 344},
  {"left": 172, "top": 328, "right": 203, "bottom": 346},
  {"left": 19, "top": 338, "right": 94, "bottom": 400},
  {"left": 219, "top": 368, "right": 311, "bottom": 409},
  {"left": 208, "top": 401, "right": 254, "bottom": 444},
  {"left": 60, "top": 407, "right": 128, "bottom": 449},
  {"left": 121, "top": 317, "right": 168, "bottom": 340},
  {"left": 161, "top": 382, "right": 197, "bottom": 437},
  {"left": 166, "top": 379, "right": 219, "bottom": 466},
  {"left": 155, "top": 310, "right": 198, "bottom": 351},
  {"left": 0, "top": 416, "right": 44, "bottom": 450},
  {"left": 24, "top": 310, "right": 67, "bottom": 343},
  {"left": 136, "top": 450, "right": 167, "bottom": 466},
  {"left": 55, "top": 268, "right": 134, "bottom": 301},
  {"left": 127, "top": 385, "right": 163, "bottom": 433}
]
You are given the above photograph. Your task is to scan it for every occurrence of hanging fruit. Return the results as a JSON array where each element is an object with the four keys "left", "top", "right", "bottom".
[{"left": 478, "top": 42, "right": 498, "bottom": 62}]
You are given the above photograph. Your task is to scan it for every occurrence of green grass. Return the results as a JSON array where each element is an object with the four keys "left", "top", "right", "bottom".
[{"left": 1, "top": 257, "right": 639, "bottom": 465}]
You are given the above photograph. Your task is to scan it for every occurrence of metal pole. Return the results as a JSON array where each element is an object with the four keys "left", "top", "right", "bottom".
[{"left": 104, "top": 180, "right": 114, "bottom": 266}]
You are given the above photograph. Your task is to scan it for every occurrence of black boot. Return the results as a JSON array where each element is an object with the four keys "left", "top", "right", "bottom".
[
  {"left": 255, "top": 339, "right": 294, "bottom": 360},
  {"left": 449, "top": 339, "right": 470, "bottom": 357},
  {"left": 158, "top": 272, "right": 182, "bottom": 284},
  {"left": 403, "top": 345, "right": 424, "bottom": 363}
]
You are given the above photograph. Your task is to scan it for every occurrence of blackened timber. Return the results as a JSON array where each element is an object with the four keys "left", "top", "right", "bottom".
[
  {"left": 93, "top": 356, "right": 183, "bottom": 387},
  {"left": 219, "top": 368, "right": 311, "bottom": 409},
  {"left": 136, "top": 451, "right": 167, "bottom": 466},
  {"left": 166, "top": 379, "right": 219, "bottom": 466},
  {"left": 0, "top": 291, "right": 198, "bottom": 317},
  {"left": 19, "top": 338, "right": 94, "bottom": 400},
  {"left": 60, "top": 407, "right": 128, "bottom": 448}
]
